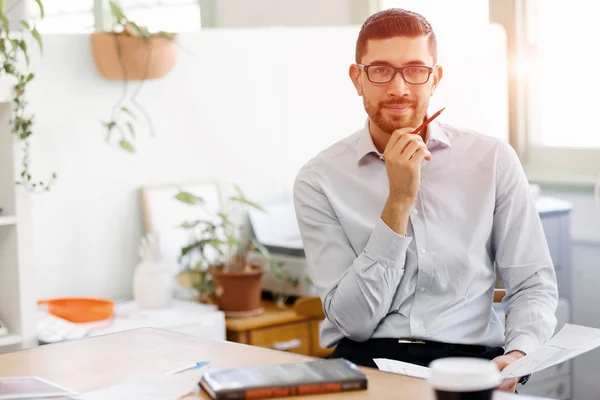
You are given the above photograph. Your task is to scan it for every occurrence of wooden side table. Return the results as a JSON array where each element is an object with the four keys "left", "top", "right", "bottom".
[{"left": 225, "top": 300, "right": 332, "bottom": 358}]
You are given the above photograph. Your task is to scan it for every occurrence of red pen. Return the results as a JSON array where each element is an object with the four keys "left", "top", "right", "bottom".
[{"left": 413, "top": 106, "right": 446, "bottom": 136}]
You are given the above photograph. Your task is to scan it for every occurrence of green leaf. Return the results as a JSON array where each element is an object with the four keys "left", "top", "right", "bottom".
[
  {"left": 128, "top": 21, "right": 149, "bottom": 37},
  {"left": 119, "top": 139, "right": 135, "bottom": 153},
  {"left": 206, "top": 239, "right": 225, "bottom": 255},
  {"left": 103, "top": 121, "right": 116, "bottom": 130},
  {"left": 33, "top": 0, "right": 44, "bottom": 18},
  {"left": 17, "top": 41, "right": 28, "bottom": 65},
  {"left": 181, "top": 241, "right": 201, "bottom": 257},
  {"left": 286, "top": 276, "right": 300, "bottom": 287},
  {"left": 158, "top": 30, "right": 175, "bottom": 40},
  {"left": 230, "top": 196, "right": 266, "bottom": 212},
  {"left": 250, "top": 238, "right": 271, "bottom": 260},
  {"left": 174, "top": 191, "right": 205, "bottom": 205},
  {"left": 26, "top": 73, "right": 34, "bottom": 82},
  {"left": 180, "top": 220, "right": 201, "bottom": 229},
  {"left": 109, "top": 1, "right": 127, "bottom": 23},
  {"left": 120, "top": 106, "right": 136, "bottom": 119},
  {"left": 0, "top": 15, "right": 9, "bottom": 32},
  {"left": 225, "top": 234, "right": 239, "bottom": 246},
  {"left": 126, "top": 122, "right": 134, "bottom": 138},
  {"left": 31, "top": 27, "right": 43, "bottom": 53},
  {"left": 20, "top": 20, "right": 30, "bottom": 31},
  {"left": 217, "top": 212, "right": 234, "bottom": 226},
  {"left": 269, "top": 261, "right": 284, "bottom": 280}
]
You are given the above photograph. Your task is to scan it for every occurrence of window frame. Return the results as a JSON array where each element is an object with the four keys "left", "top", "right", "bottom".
[{"left": 490, "top": 0, "right": 600, "bottom": 188}]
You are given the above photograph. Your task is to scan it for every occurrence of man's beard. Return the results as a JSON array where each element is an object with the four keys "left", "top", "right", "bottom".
[{"left": 364, "top": 97, "right": 428, "bottom": 135}]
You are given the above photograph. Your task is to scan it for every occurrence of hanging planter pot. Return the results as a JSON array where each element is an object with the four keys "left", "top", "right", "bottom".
[{"left": 91, "top": 31, "right": 179, "bottom": 81}]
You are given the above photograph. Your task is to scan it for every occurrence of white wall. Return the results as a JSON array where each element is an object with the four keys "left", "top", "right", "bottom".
[
  {"left": 23, "top": 22, "right": 508, "bottom": 300},
  {"left": 25, "top": 29, "right": 366, "bottom": 300}
]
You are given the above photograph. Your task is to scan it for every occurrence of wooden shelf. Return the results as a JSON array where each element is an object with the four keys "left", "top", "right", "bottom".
[
  {"left": 0, "top": 216, "right": 17, "bottom": 226},
  {"left": 0, "top": 334, "right": 22, "bottom": 347}
]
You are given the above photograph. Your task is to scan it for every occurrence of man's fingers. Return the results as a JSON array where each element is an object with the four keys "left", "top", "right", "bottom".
[
  {"left": 408, "top": 148, "right": 431, "bottom": 164},
  {"left": 384, "top": 127, "right": 419, "bottom": 155},
  {"left": 400, "top": 141, "right": 427, "bottom": 161},
  {"left": 497, "top": 378, "right": 518, "bottom": 392},
  {"left": 386, "top": 134, "right": 424, "bottom": 160}
]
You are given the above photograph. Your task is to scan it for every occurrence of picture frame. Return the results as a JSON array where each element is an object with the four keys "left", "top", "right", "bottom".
[{"left": 139, "top": 180, "right": 225, "bottom": 272}]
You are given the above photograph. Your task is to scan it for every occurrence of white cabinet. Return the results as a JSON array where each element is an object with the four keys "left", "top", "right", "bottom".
[
  {"left": 88, "top": 300, "right": 227, "bottom": 342},
  {"left": 519, "top": 198, "right": 573, "bottom": 399}
]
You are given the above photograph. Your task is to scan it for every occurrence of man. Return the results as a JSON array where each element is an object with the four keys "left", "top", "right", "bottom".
[{"left": 293, "top": 8, "right": 558, "bottom": 392}]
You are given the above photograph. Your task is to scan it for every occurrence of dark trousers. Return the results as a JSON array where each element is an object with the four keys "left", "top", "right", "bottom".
[{"left": 330, "top": 337, "right": 505, "bottom": 369}]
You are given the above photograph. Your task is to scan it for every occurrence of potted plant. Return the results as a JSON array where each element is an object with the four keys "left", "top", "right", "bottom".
[
  {"left": 174, "top": 185, "right": 273, "bottom": 316},
  {"left": 93, "top": 1, "right": 179, "bottom": 153}
]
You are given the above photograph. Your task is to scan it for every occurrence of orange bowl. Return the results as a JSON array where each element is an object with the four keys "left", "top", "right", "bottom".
[{"left": 38, "top": 298, "right": 114, "bottom": 323}]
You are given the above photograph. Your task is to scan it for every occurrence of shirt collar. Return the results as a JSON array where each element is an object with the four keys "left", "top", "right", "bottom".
[{"left": 355, "top": 115, "right": 452, "bottom": 164}]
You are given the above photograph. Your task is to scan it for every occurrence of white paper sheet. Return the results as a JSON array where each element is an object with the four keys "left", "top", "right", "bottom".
[
  {"left": 500, "top": 324, "right": 600, "bottom": 379},
  {"left": 80, "top": 367, "right": 206, "bottom": 400},
  {"left": 373, "top": 359, "right": 551, "bottom": 399},
  {"left": 373, "top": 358, "right": 431, "bottom": 379},
  {"left": 375, "top": 324, "right": 600, "bottom": 385}
]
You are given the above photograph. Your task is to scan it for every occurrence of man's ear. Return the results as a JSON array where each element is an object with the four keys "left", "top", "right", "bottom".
[
  {"left": 349, "top": 64, "right": 363, "bottom": 96},
  {"left": 430, "top": 64, "right": 443, "bottom": 96}
]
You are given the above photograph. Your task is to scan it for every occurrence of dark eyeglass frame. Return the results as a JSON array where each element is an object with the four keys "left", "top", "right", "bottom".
[{"left": 357, "top": 64, "right": 436, "bottom": 85}]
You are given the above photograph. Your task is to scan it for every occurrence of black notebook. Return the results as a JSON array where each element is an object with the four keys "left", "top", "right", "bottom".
[{"left": 199, "top": 358, "right": 368, "bottom": 399}]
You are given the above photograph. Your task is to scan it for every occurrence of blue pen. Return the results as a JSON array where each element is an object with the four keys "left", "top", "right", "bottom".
[{"left": 167, "top": 361, "right": 211, "bottom": 375}]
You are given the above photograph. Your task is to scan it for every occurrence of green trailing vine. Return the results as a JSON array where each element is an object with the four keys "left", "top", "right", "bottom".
[
  {"left": 101, "top": 1, "right": 175, "bottom": 153},
  {"left": 0, "top": 0, "right": 56, "bottom": 192}
]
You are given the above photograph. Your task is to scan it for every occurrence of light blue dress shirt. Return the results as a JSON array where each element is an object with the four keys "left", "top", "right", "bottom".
[{"left": 293, "top": 119, "right": 559, "bottom": 356}]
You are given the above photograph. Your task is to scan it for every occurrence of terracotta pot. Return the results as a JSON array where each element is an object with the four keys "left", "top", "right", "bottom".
[
  {"left": 90, "top": 32, "right": 179, "bottom": 81},
  {"left": 210, "top": 264, "right": 264, "bottom": 316}
]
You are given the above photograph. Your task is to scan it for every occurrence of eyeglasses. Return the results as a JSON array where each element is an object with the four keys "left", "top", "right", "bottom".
[{"left": 357, "top": 64, "right": 435, "bottom": 85}]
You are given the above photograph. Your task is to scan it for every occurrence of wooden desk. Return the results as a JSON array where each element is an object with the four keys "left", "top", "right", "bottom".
[
  {"left": 0, "top": 328, "right": 435, "bottom": 399},
  {"left": 226, "top": 301, "right": 333, "bottom": 358}
]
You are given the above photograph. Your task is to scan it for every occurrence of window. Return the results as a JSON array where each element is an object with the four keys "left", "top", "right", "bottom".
[
  {"left": 117, "top": 0, "right": 201, "bottom": 32},
  {"left": 32, "top": 0, "right": 201, "bottom": 34},
  {"left": 527, "top": 0, "right": 600, "bottom": 149},
  {"left": 33, "top": 0, "right": 95, "bottom": 34},
  {"left": 517, "top": 0, "right": 600, "bottom": 185}
]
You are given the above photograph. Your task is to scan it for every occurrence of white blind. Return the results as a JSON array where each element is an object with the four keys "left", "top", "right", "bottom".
[{"left": 529, "top": 0, "right": 600, "bottom": 148}]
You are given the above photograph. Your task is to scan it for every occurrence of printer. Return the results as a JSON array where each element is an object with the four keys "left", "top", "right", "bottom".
[{"left": 248, "top": 199, "right": 317, "bottom": 297}]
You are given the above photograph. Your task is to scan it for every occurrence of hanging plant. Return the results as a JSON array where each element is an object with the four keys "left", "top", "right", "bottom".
[
  {"left": 93, "top": 1, "right": 178, "bottom": 153},
  {"left": 1, "top": 0, "right": 56, "bottom": 192}
]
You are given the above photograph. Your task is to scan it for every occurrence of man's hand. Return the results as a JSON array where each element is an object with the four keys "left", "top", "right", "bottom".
[
  {"left": 383, "top": 127, "right": 431, "bottom": 204},
  {"left": 380, "top": 127, "right": 432, "bottom": 235},
  {"left": 492, "top": 351, "right": 525, "bottom": 392}
]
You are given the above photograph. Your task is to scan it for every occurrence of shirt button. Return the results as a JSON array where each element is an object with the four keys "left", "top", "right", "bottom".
[
  {"left": 420, "top": 248, "right": 427, "bottom": 254},
  {"left": 412, "top": 209, "right": 419, "bottom": 215}
]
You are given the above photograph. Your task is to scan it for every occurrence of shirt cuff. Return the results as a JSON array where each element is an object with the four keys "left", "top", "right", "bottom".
[
  {"left": 505, "top": 335, "right": 541, "bottom": 356},
  {"left": 363, "top": 217, "right": 412, "bottom": 268}
]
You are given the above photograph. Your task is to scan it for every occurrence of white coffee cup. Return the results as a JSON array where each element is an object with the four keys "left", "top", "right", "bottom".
[{"left": 428, "top": 358, "right": 501, "bottom": 400}]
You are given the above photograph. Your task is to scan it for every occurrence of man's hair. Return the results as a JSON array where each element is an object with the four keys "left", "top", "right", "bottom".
[{"left": 355, "top": 8, "right": 437, "bottom": 64}]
